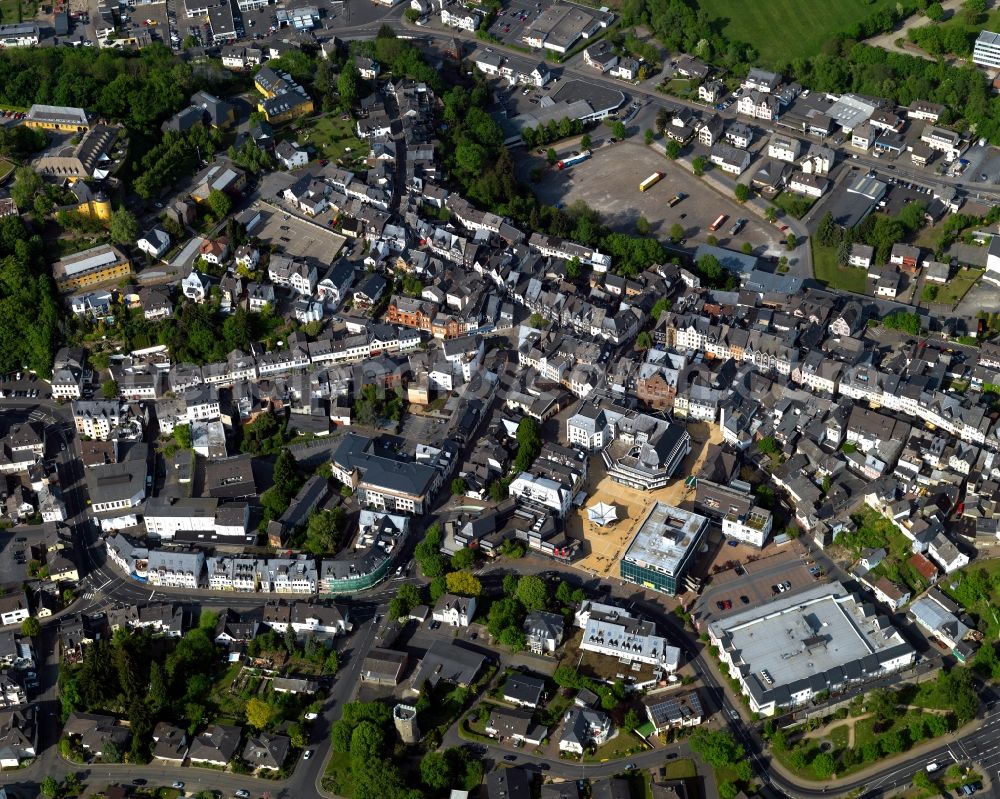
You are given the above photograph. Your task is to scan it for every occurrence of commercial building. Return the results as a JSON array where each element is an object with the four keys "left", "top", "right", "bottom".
[
  {"left": 143, "top": 497, "right": 250, "bottom": 541},
  {"left": 567, "top": 396, "right": 691, "bottom": 490},
  {"left": 52, "top": 244, "right": 131, "bottom": 292},
  {"left": 620, "top": 503, "right": 708, "bottom": 596},
  {"left": 974, "top": 30, "right": 1000, "bottom": 69},
  {"left": 330, "top": 433, "right": 446, "bottom": 514},
  {"left": 693, "top": 480, "right": 773, "bottom": 547},
  {"left": 86, "top": 459, "right": 147, "bottom": 513},
  {"left": 707, "top": 581, "right": 917, "bottom": 716},
  {"left": 523, "top": 3, "right": 614, "bottom": 53},
  {"left": 0, "top": 22, "right": 39, "bottom": 47}
]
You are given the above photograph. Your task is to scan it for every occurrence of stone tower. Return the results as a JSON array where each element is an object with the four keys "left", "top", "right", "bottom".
[{"left": 393, "top": 703, "right": 420, "bottom": 744}]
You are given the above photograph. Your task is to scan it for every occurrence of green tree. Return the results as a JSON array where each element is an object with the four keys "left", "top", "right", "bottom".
[
  {"left": 207, "top": 189, "right": 231, "bottom": 220},
  {"left": 338, "top": 63, "right": 360, "bottom": 110},
  {"left": 812, "top": 751, "right": 835, "bottom": 779},
  {"left": 11, "top": 167, "right": 41, "bottom": 210},
  {"left": 303, "top": 508, "right": 345, "bottom": 555},
  {"left": 445, "top": 570, "right": 483, "bottom": 597},
  {"left": 101, "top": 379, "right": 118, "bottom": 399},
  {"left": 565, "top": 255, "right": 582, "bottom": 279},
  {"left": 867, "top": 688, "right": 897, "bottom": 721},
  {"left": 666, "top": 139, "right": 682, "bottom": 159},
  {"left": 41, "top": 777, "right": 60, "bottom": 799},
  {"left": 734, "top": 183, "right": 749, "bottom": 203},
  {"left": 925, "top": 2, "right": 944, "bottom": 18},
  {"left": 611, "top": 120, "right": 626, "bottom": 139},
  {"left": 109, "top": 206, "right": 139, "bottom": 245},
  {"left": 652, "top": 297, "right": 672, "bottom": 320},
  {"left": 624, "top": 708, "right": 641, "bottom": 729},
  {"left": 913, "top": 770, "right": 934, "bottom": 791},
  {"left": 636, "top": 215, "right": 650, "bottom": 235},
  {"left": 644, "top": 128, "right": 655, "bottom": 145},
  {"left": 514, "top": 575, "right": 548, "bottom": 612},
  {"left": 668, "top": 223, "right": 684, "bottom": 243},
  {"left": 420, "top": 751, "right": 453, "bottom": 790},
  {"left": 741, "top": 242, "right": 753, "bottom": 255},
  {"left": 692, "top": 155, "right": 706, "bottom": 176},
  {"left": 635, "top": 331, "right": 652, "bottom": 350},
  {"left": 922, "top": 284, "right": 939, "bottom": 302},
  {"left": 580, "top": 134, "right": 592, "bottom": 149},
  {"left": 20, "top": 617, "right": 40, "bottom": 637},
  {"left": 546, "top": 148, "right": 558, "bottom": 165},
  {"left": 451, "top": 547, "right": 476, "bottom": 571},
  {"left": 765, "top": 206, "right": 778, "bottom": 224},
  {"left": 451, "top": 477, "right": 467, "bottom": 496},
  {"left": 173, "top": 423, "right": 192, "bottom": 450},
  {"left": 785, "top": 232, "right": 797, "bottom": 250}
]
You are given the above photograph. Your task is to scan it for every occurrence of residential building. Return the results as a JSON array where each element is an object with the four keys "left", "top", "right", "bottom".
[
  {"left": 559, "top": 707, "right": 611, "bottom": 754},
  {"left": 432, "top": 593, "right": 476, "bottom": 627},
  {"left": 524, "top": 610, "right": 564, "bottom": 654},
  {"left": 693, "top": 480, "right": 772, "bottom": 547},
  {"left": 578, "top": 605, "right": 680, "bottom": 671},
  {"left": 642, "top": 689, "right": 704, "bottom": 732}
]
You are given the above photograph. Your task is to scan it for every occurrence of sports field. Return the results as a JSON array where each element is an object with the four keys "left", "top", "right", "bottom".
[{"left": 698, "top": 0, "right": 900, "bottom": 63}]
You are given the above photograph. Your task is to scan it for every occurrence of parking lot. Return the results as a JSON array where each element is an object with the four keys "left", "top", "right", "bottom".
[
  {"left": 486, "top": 0, "right": 541, "bottom": 46},
  {"left": 527, "top": 140, "right": 782, "bottom": 252},
  {"left": 254, "top": 204, "right": 347, "bottom": 263},
  {"left": 692, "top": 541, "right": 820, "bottom": 623}
]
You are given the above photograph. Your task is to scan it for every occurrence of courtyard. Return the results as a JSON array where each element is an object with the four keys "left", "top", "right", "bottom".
[{"left": 569, "top": 421, "right": 722, "bottom": 580}]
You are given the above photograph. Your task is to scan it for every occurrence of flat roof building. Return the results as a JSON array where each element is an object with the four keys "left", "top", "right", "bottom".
[
  {"left": 620, "top": 502, "right": 708, "bottom": 596},
  {"left": 0, "top": 22, "right": 40, "bottom": 47},
  {"left": 707, "top": 581, "right": 917, "bottom": 716},
  {"left": 974, "top": 30, "right": 1000, "bottom": 69}
]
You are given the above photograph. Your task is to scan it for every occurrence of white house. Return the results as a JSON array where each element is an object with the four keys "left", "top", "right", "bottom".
[
  {"left": 431, "top": 593, "right": 476, "bottom": 627},
  {"left": 927, "top": 533, "right": 970, "bottom": 574},
  {"left": 137, "top": 229, "right": 171, "bottom": 260},
  {"left": 440, "top": 3, "right": 480, "bottom": 30},
  {"left": 182, "top": 270, "right": 210, "bottom": 303},
  {"left": 767, "top": 134, "right": 801, "bottom": 163},
  {"left": 986, "top": 235, "right": 1000, "bottom": 286}
]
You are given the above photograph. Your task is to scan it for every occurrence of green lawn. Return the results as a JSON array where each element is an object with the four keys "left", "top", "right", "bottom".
[
  {"left": 663, "top": 759, "right": 698, "bottom": 780},
  {"left": 583, "top": 730, "right": 649, "bottom": 762},
  {"left": 0, "top": 159, "right": 14, "bottom": 184},
  {"left": 294, "top": 115, "right": 366, "bottom": 166},
  {"left": 828, "top": 724, "right": 850, "bottom": 751},
  {"left": 772, "top": 191, "right": 816, "bottom": 220},
  {"left": 697, "top": 0, "right": 900, "bottom": 63},
  {"left": 812, "top": 241, "right": 869, "bottom": 294},
  {"left": 322, "top": 749, "right": 355, "bottom": 798},
  {"left": 0, "top": 0, "right": 37, "bottom": 24},
  {"left": 932, "top": 268, "right": 983, "bottom": 307}
]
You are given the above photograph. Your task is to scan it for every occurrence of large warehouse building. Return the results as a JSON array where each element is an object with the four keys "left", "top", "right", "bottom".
[
  {"left": 619, "top": 502, "right": 708, "bottom": 596},
  {"left": 707, "top": 582, "right": 916, "bottom": 716}
]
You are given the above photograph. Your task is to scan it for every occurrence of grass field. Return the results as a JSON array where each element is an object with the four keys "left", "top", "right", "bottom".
[
  {"left": 0, "top": 159, "right": 14, "bottom": 184},
  {"left": 933, "top": 267, "right": 983, "bottom": 307},
  {"left": 812, "top": 241, "right": 869, "bottom": 294},
  {"left": 295, "top": 115, "right": 366, "bottom": 167},
  {"left": 697, "top": 0, "right": 900, "bottom": 62}
]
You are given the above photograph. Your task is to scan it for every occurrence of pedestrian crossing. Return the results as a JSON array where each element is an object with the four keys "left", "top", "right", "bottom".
[{"left": 82, "top": 591, "right": 96, "bottom": 600}]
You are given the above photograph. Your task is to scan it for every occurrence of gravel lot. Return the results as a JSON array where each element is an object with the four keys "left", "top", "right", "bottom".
[{"left": 525, "top": 140, "right": 783, "bottom": 254}]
